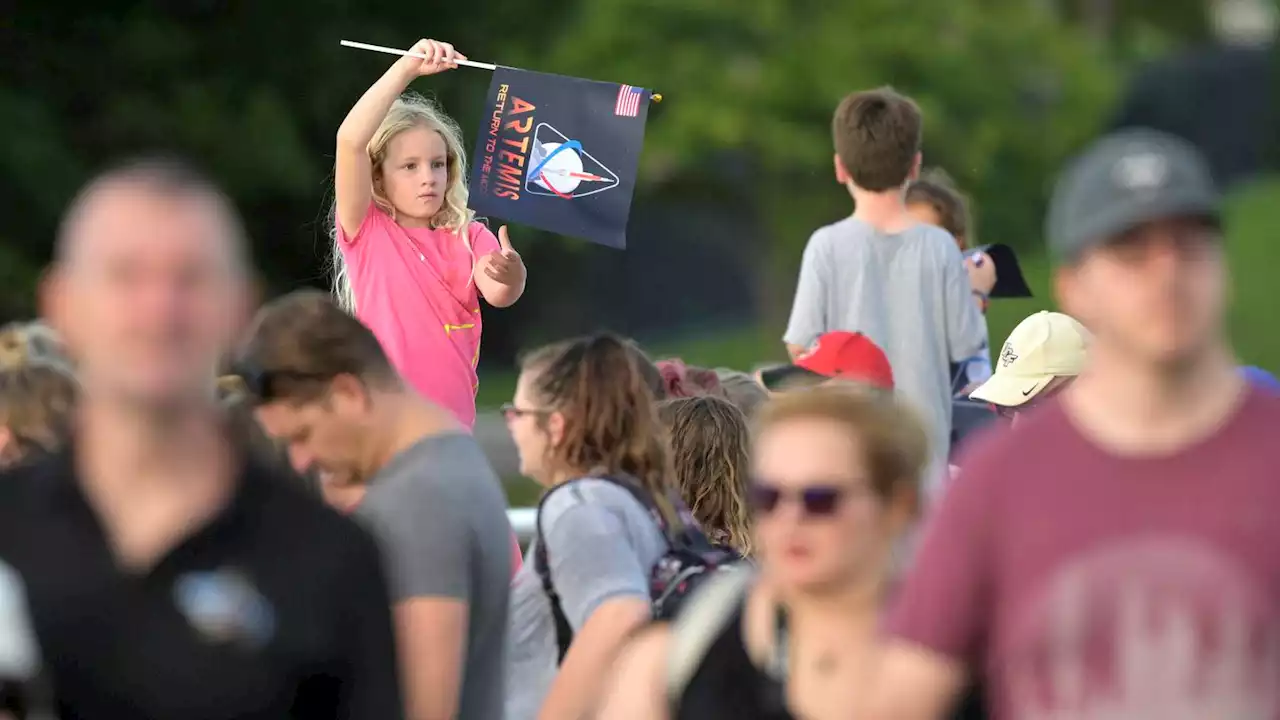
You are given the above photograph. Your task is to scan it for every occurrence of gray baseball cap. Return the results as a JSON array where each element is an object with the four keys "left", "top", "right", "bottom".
[{"left": 1046, "top": 128, "right": 1221, "bottom": 262}]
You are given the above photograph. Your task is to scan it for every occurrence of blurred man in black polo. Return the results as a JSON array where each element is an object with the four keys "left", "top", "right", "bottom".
[{"left": 0, "top": 158, "right": 403, "bottom": 720}]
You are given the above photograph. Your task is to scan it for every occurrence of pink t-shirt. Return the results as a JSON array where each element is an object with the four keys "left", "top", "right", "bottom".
[
  {"left": 339, "top": 205, "right": 500, "bottom": 428},
  {"left": 888, "top": 390, "right": 1280, "bottom": 719}
]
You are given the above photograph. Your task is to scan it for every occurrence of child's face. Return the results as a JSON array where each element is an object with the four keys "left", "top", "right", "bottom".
[{"left": 378, "top": 125, "right": 450, "bottom": 224}]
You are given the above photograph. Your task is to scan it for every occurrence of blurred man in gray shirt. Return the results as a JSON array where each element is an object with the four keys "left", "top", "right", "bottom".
[
  {"left": 242, "top": 290, "right": 512, "bottom": 720},
  {"left": 785, "top": 88, "right": 991, "bottom": 496}
]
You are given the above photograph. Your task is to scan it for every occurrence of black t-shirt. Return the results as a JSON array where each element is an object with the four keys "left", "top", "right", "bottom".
[
  {"left": 0, "top": 446, "right": 403, "bottom": 720},
  {"left": 676, "top": 600, "right": 987, "bottom": 720}
]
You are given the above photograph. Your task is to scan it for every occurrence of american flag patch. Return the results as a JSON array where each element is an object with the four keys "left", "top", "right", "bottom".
[{"left": 614, "top": 84, "right": 644, "bottom": 117}]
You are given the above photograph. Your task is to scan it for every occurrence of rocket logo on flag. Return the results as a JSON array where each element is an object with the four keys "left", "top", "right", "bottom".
[
  {"left": 468, "top": 67, "right": 652, "bottom": 249},
  {"left": 525, "top": 123, "right": 620, "bottom": 199},
  {"left": 615, "top": 85, "right": 644, "bottom": 117}
]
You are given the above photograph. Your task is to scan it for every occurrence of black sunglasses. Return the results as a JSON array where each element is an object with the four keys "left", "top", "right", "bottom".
[{"left": 750, "top": 483, "right": 845, "bottom": 516}]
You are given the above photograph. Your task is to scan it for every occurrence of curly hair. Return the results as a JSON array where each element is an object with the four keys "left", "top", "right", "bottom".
[
  {"left": 519, "top": 332, "right": 679, "bottom": 526},
  {"left": 330, "top": 93, "right": 475, "bottom": 314},
  {"left": 657, "top": 395, "right": 753, "bottom": 555}
]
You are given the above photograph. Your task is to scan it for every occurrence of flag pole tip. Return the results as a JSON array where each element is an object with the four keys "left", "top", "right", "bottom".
[{"left": 651, "top": 93, "right": 663, "bottom": 103}]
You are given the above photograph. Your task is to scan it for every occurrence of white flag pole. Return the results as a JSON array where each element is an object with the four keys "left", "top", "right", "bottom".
[
  {"left": 339, "top": 40, "right": 663, "bottom": 102},
  {"left": 339, "top": 40, "right": 499, "bottom": 71}
]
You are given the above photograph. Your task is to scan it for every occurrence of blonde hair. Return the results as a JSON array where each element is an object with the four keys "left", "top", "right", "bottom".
[
  {"left": 0, "top": 361, "right": 78, "bottom": 464},
  {"left": 657, "top": 396, "right": 753, "bottom": 555},
  {"left": 753, "top": 385, "right": 929, "bottom": 511},
  {"left": 331, "top": 93, "right": 474, "bottom": 313}
]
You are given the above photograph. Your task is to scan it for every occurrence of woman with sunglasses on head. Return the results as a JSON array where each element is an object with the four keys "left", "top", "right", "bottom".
[
  {"left": 967, "top": 311, "right": 1089, "bottom": 426},
  {"left": 502, "top": 332, "right": 687, "bottom": 720},
  {"left": 596, "top": 385, "right": 989, "bottom": 720}
]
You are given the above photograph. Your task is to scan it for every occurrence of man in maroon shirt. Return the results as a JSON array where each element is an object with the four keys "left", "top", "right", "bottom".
[{"left": 866, "top": 128, "right": 1280, "bottom": 719}]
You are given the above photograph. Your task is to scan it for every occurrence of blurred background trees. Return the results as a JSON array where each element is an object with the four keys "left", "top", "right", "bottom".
[{"left": 2, "top": 0, "right": 1276, "bottom": 393}]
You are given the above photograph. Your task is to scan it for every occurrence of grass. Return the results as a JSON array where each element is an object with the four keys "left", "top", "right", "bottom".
[{"left": 475, "top": 324, "right": 779, "bottom": 410}]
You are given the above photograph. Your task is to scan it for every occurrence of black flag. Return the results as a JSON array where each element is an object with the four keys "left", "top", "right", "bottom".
[{"left": 468, "top": 67, "right": 651, "bottom": 249}]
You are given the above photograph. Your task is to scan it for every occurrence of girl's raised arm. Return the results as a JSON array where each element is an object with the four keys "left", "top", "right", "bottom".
[{"left": 334, "top": 38, "right": 466, "bottom": 239}]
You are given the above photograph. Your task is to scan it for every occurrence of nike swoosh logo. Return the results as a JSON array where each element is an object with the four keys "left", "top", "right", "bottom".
[{"left": 1022, "top": 387, "right": 1036, "bottom": 396}]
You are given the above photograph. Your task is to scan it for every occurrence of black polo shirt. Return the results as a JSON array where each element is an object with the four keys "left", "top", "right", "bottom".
[{"left": 0, "top": 446, "right": 403, "bottom": 720}]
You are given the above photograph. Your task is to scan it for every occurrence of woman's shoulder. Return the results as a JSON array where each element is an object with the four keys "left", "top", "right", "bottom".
[{"left": 542, "top": 477, "right": 639, "bottom": 515}]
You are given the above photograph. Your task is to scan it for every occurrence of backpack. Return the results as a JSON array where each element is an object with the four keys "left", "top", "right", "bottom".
[{"left": 533, "top": 474, "right": 744, "bottom": 662}]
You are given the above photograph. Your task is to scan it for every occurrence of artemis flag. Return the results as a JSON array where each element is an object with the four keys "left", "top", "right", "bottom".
[{"left": 468, "top": 67, "right": 652, "bottom": 249}]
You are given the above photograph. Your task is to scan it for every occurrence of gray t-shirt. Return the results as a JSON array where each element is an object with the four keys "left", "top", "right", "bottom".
[
  {"left": 783, "top": 217, "right": 986, "bottom": 495},
  {"left": 503, "top": 478, "right": 667, "bottom": 720},
  {"left": 354, "top": 433, "right": 512, "bottom": 720}
]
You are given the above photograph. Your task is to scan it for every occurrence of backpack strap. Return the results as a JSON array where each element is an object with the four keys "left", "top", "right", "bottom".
[
  {"left": 664, "top": 565, "right": 756, "bottom": 711},
  {"left": 594, "top": 475, "right": 679, "bottom": 540},
  {"left": 534, "top": 473, "right": 696, "bottom": 664},
  {"left": 533, "top": 481, "right": 580, "bottom": 664}
]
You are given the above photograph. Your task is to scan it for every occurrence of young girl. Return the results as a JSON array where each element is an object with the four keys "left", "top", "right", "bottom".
[
  {"left": 905, "top": 169, "right": 993, "bottom": 394},
  {"left": 334, "top": 38, "right": 526, "bottom": 429}
]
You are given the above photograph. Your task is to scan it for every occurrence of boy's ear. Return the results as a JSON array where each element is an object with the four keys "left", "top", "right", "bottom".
[
  {"left": 833, "top": 153, "right": 850, "bottom": 184},
  {"left": 908, "top": 152, "right": 923, "bottom": 182}
]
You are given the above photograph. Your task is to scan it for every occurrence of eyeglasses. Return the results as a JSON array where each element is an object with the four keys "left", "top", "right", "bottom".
[
  {"left": 749, "top": 483, "right": 847, "bottom": 516},
  {"left": 500, "top": 403, "right": 551, "bottom": 421}
]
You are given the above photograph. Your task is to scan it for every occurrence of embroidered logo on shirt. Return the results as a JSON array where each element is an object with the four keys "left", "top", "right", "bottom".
[{"left": 173, "top": 567, "right": 276, "bottom": 650}]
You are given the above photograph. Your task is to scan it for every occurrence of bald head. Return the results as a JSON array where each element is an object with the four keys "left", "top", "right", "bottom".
[
  {"left": 45, "top": 156, "right": 253, "bottom": 411},
  {"left": 56, "top": 156, "right": 248, "bottom": 273}
]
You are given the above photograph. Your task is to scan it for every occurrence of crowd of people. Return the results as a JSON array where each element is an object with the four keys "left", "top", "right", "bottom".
[{"left": 0, "top": 35, "right": 1277, "bottom": 720}]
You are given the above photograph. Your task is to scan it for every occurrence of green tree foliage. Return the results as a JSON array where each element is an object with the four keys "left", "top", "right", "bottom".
[
  {"left": 540, "top": 0, "right": 1116, "bottom": 258},
  {"left": 507, "top": 0, "right": 1118, "bottom": 332},
  {"left": 0, "top": 1, "right": 576, "bottom": 319}
]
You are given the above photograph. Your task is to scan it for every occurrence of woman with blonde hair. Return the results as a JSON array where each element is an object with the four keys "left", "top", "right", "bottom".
[
  {"left": 333, "top": 37, "right": 527, "bottom": 428},
  {"left": 596, "top": 385, "right": 991, "bottom": 720},
  {"left": 657, "top": 395, "right": 753, "bottom": 556}
]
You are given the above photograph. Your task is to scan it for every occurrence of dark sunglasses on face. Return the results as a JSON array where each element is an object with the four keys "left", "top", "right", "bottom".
[{"left": 750, "top": 483, "right": 845, "bottom": 516}]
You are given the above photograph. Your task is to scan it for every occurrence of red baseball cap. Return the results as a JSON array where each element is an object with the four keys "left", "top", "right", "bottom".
[{"left": 759, "top": 331, "right": 894, "bottom": 391}]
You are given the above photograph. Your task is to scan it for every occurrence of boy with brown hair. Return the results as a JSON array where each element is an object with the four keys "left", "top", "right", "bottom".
[{"left": 784, "top": 86, "right": 991, "bottom": 497}]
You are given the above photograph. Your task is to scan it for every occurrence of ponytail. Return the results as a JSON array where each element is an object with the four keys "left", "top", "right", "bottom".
[{"left": 520, "top": 333, "right": 679, "bottom": 526}]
